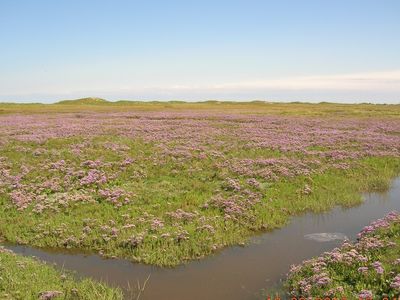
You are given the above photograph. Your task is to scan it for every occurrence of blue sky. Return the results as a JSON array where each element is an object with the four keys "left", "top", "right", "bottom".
[{"left": 1, "top": 0, "right": 399, "bottom": 103}]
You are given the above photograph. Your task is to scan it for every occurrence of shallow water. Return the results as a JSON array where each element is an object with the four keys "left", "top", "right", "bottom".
[{"left": 4, "top": 178, "right": 400, "bottom": 300}]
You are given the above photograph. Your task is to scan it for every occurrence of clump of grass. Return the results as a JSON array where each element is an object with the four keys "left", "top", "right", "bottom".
[{"left": 0, "top": 247, "right": 123, "bottom": 299}]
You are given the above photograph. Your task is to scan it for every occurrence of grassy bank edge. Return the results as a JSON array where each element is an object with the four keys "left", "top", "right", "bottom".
[{"left": 0, "top": 247, "right": 123, "bottom": 299}]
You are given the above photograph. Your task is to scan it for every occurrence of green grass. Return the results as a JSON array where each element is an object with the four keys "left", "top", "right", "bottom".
[
  {"left": 0, "top": 247, "right": 123, "bottom": 300},
  {"left": 0, "top": 100, "right": 400, "bottom": 118}
]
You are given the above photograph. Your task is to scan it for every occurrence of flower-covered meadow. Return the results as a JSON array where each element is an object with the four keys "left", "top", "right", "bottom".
[
  {"left": 286, "top": 211, "right": 400, "bottom": 299},
  {"left": 0, "top": 103, "right": 399, "bottom": 266}
]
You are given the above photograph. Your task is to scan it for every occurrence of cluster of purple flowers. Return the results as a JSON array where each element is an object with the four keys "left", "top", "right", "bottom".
[
  {"left": 79, "top": 169, "right": 107, "bottom": 186},
  {"left": 390, "top": 274, "right": 400, "bottom": 289},
  {"left": 166, "top": 209, "right": 197, "bottom": 221},
  {"left": 358, "top": 290, "right": 373, "bottom": 299},
  {"left": 357, "top": 212, "right": 397, "bottom": 238},
  {"left": 150, "top": 218, "right": 164, "bottom": 231},
  {"left": 98, "top": 188, "right": 132, "bottom": 206},
  {"left": 371, "top": 261, "right": 385, "bottom": 274}
]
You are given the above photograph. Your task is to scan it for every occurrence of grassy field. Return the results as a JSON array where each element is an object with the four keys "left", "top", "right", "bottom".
[
  {"left": 0, "top": 246, "right": 122, "bottom": 299},
  {"left": 0, "top": 98, "right": 399, "bottom": 117},
  {"left": 0, "top": 100, "right": 399, "bottom": 269},
  {"left": 285, "top": 211, "right": 400, "bottom": 299}
]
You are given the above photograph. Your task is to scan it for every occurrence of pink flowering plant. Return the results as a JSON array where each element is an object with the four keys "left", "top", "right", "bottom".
[{"left": 285, "top": 212, "right": 400, "bottom": 299}]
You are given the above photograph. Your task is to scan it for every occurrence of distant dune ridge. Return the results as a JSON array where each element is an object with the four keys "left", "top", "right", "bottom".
[{"left": 56, "top": 97, "right": 109, "bottom": 105}]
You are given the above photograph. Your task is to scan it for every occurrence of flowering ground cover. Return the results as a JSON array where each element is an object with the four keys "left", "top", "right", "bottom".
[
  {"left": 0, "top": 102, "right": 399, "bottom": 268},
  {"left": 285, "top": 211, "right": 400, "bottom": 299},
  {"left": 0, "top": 246, "right": 122, "bottom": 299}
]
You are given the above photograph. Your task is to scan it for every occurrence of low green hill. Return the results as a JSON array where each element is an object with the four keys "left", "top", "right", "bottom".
[{"left": 55, "top": 97, "right": 109, "bottom": 105}]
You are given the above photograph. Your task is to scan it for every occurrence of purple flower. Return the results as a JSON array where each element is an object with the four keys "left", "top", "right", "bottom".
[
  {"left": 390, "top": 274, "right": 400, "bottom": 290},
  {"left": 39, "top": 291, "right": 63, "bottom": 300},
  {"left": 224, "top": 178, "right": 241, "bottom": 191},
  {"left": 246, "top": 178, "right": 261, "bottom": 188},
  {"left": 316, "top": 276, "right": 330, "bottom": 285},
  {"left": 311, "top": 272, "right": 331, "bottom": 286},
  {"left": 358, "top": 290, "right": 373, "bottom": 299},
  {"left": 80, "top": 169, "right": 107, "bottom": 186},
  {"left": 371, "top": 261, "right": 384, "bottom": 274},
  {"left": 150, "top": 218, "right": 164, "bottom": 231},
  {"left": 358, "top": 211, "right": 399, "bottom": 238}
]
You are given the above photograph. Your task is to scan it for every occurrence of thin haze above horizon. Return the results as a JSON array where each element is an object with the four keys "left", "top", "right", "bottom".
[{"left": 1, "top": 0, "right": 400, "bottom": 104}]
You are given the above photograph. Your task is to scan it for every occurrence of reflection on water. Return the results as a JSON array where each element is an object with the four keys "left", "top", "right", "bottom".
[
  {"left": 4, "top": 178, "right": 400, "bottom": 300},
  {"left": 304, "top": 232, "right": 348, "bottom": 242}
]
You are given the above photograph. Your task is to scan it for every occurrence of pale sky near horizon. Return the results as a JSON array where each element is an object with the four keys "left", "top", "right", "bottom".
[{"left": 1, "top": 1, "right": 400, "bottom": 103}]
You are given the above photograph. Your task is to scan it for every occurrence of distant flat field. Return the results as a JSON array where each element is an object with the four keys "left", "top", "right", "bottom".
[
  {"left": 0, "top": 101, "right": 399, "bottom": 266},
  {"left": 0, "top": 100, "right": 400, "bottom": 117}
]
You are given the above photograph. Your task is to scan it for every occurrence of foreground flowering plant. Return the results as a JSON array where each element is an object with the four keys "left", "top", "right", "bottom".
[{"left": 286, "top": 211, "right": 400, "bottom": 299}]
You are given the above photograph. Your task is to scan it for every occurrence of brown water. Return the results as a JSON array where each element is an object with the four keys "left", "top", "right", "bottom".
[{"left": 4, "top": 178, "right": 400, "bottom": 300}]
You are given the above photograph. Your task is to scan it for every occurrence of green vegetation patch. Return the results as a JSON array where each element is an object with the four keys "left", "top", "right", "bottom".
[{"left": 0, "top": 247, "right": 122, "bottom": 300}]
